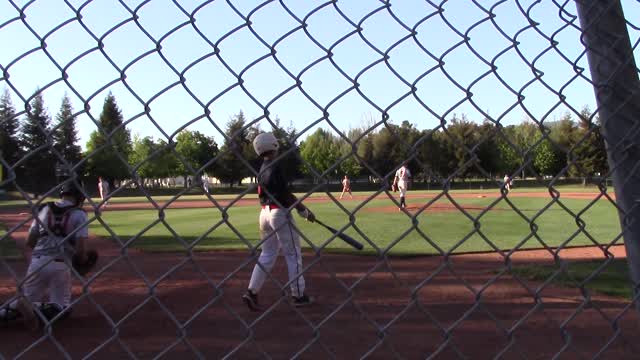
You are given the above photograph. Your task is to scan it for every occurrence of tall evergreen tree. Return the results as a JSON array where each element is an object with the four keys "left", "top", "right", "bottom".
[
  {"left": 213, "top": 111, "right": 254, "bottom": 187},
  {"left": 85, "top": 93, "right": 132, "bottom": 182},
  {"left": 52, "top": 94, "right": 82, "bottom": 171},
  {"left": 20, "top": 91, "right": 55, "bottom": 194},
  {"left": 0, "top": 89, "right": 21, "bottom": 180}
]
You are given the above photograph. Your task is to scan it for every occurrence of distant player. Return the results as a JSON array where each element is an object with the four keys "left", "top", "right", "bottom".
[
  {"left": 393, "top": 162, "right": 412, "bottom": 211},
  {"left": 242, "top": 132, "right": 316, "bottom": 311},
  {"left": 202, "top": 176, "right": 210, "bottom": 194},
  {"left": 97, "top": 177, "right": 109, "bottom": 209},
  {"left": 0, "top": 181, "right": 89, "bottom": 329},
  {"left": 503, "top": 174, "right": 512, "bottom": 194},
  {"left": 340, "top": 175, "right": 353, "bottom": 200}
]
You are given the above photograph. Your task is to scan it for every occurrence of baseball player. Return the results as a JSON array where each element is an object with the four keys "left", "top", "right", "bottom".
[
  {"left": 202, "top": 176, "right": 210, "bottom": 194},
  {"left": 0, "top": 181, "right": 89, "bottom": 329},
  {"left": 97, "top": 177, "right": 109, "bottom": 209},
  {"left": 393, "top": 162, "right": 412, "bottom": 211},
  {"left": 340, "top": 175, "right": 353, "bottom": 200},
  {"left": 242, "top": 132, "right": 316, "bottom": 311},
  {"left": 503, "top": 174, "right": 512, "bottom": 194}
]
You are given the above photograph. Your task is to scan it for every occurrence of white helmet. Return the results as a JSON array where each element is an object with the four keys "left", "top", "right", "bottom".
[{"left": 253, "top": 132, "right": 279, "bottom": 156}]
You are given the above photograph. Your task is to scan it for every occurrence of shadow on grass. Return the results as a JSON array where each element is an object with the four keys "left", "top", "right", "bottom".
[{"left": 510, "top": 258, "right": 632, "bottom": 299}]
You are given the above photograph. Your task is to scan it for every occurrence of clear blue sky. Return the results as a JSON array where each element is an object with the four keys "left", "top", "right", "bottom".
[{"left": 1, "top": 0, "right": 639, "bottom": 149}]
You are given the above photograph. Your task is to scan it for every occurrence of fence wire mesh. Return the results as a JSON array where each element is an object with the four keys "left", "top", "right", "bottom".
[{"left": 1, "top": 0, "right": 640, "bottom": 358}]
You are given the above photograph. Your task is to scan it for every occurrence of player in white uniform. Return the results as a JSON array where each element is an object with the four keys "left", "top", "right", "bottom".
[
  {"left": 202, "top": 176, "right": 210, "bottom": 194},
  {"left": 503, "top": 174, "right": 512, "bottom": 194},
  {"left": 98, "top": 177, "right": 109, "bottom": 209},
  {"left": 242, "top": 132, "right": 316, "bottom": 311},
  {"left": 393, "top": 163, "right": 412, "bottom": 210},
  {"left": 340, "top": 175, "right": 353, "bottom": 199},
  {"left": 0, "top": 182, "right": 89, "bottom": 329}
]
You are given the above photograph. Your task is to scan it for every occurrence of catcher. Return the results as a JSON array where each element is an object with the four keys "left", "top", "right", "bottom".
[{"left": 0, "top": 181, "right": 97, "bottom": 330}]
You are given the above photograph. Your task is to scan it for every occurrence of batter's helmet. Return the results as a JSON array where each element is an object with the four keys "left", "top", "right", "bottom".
[
  {"left": 253, "top": 132, "right": 279, "bottom": 156},
  {"left": 59, "top": 181, "right": 86, "bottom": 205}
]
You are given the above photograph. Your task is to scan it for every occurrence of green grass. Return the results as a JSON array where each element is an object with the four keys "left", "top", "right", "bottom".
[
  {"left": 89, "top": 193, "right": 622, "bottom": 255},
  {"left": 510, "top": 259, "right": 632, "bottom": 299},
  {"left": 0, "top": 184, "right": 610, "bottom": 208}
]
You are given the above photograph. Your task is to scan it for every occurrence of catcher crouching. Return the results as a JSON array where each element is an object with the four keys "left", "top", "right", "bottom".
[{"left": 0, "top": 180, "right": 97, "bottom": 330}]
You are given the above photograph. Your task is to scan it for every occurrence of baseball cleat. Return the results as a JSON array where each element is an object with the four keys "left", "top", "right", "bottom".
[
  {"left": 292, "top": 294, "right": 314, "bottom": 307},
  {"left": 15, "top": 298, "right": 38, "bottom": 331},
  {"left": 242, "top": 290, "right": 261, "bottom": 311}
]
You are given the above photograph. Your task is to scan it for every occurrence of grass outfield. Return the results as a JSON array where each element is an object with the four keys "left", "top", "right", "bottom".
[{"left": 89, "top": 194, "right": 622, "bottom": 255}]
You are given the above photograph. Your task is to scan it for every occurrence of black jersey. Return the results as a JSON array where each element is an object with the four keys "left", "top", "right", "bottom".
[{"left": 257, "top": 158, "right": 294, "bottom": 207}]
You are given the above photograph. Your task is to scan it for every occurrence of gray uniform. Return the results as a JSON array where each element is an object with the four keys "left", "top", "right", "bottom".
[{"left": 24, "top": 200, "right": 88, "bottom": 307}]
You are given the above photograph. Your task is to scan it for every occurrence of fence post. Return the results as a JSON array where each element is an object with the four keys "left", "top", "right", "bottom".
[{"left": 575, "top": 1, "right": 640, "bottom": 309}]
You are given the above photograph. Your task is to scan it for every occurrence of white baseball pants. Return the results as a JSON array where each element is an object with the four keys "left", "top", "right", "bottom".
[
  {"left": 22, "top": 255, "right": 72, "bottom": 308},
  {"left": 248, "top": 207, "right": 305, "bottom": 298},
  {"left": 398, "top": 181, "right": 408, "bottom": 197}
]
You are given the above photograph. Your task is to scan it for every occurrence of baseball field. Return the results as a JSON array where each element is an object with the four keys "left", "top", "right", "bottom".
[
  {"left": 1, "top": 186, "right": 638, "bottom": 359},
  {"left": 83, "top": 187, "right": 621, "bottom": 255}
]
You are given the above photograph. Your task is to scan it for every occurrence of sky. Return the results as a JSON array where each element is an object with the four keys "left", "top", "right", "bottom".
[{"left": 1, "top": 0, "right": 639, "bottom": 150}]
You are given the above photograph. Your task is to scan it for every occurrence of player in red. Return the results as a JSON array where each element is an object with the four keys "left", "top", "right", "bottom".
[
  {"left": 242, "top": 132, "right": 316, "bottom": 311},
  {"left": 340, "top": 175, "right": 353, "bottom": 200}
]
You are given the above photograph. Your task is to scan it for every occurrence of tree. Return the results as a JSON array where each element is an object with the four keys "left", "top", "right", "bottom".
[
  {"left": 213, "top": 111, "right": 256, "bottom": 187},
  {"left": 299, "top": 128, "right": 341, "bottom": 180},
  {"left": 271, "top": 118, "right": 303, "bottom": 181},
  {"left": 337, "top": 128, "right": 363, "bottom": 178},
  {"left": 20, "top": 91, "right": 55, "bottom": 194},
  {"left": 175, "top": 130, "right": 218, "bottom": 186},
  {"left": 356, "top": 131, "right": 376, "bottom": 179},
  {"left": 0, "top": 89, "right": 21, "bottom": 180},
  {"left": 52, "top": 94, "right": 82, "bottom": 171},
  {"left": 85, "top": 93, "right": 132, "bottom": 182},
  {"left": 533, "top": 138, "right": 564, "bottom": 177},
  {"left": 440, "top": 114, "right": 479, "bottom": 179},
  {"left": 474, "top": 121, "right": 501, "bottom": 177},
  {"left": 371, "top": 123, "right": 410, "bottom": 177},
  {"left": 494, "top": 125, "right": 522, "bottom": 175},
  {"left": 570, "top": 106, "right": 609, "bottom": 181}
]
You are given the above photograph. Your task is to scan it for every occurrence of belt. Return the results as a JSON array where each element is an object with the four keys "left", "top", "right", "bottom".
[
  {"left": 261, "top": 204, "right": 279, "bottom": 210},
  {"left": 35, "top": 256, "right": 64, "bottom": 262}
]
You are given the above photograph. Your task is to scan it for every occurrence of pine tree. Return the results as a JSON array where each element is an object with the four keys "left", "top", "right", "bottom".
[
  {"left": 0, "top": 89, "right": 21, "bottom": 180},
  {"left": 213, "top": 111, "right": 253, "bottom": 187},
  {"left": 85, "top": 93, "right": 132, "bottom": 181},
  {"left": 20, "top": 92, "right": 55, "bottom": 195},
  {"left": 52, "top": 94, "right": 82, "bottom": 172}
]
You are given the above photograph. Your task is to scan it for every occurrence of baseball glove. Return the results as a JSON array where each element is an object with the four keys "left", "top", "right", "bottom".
[
  {"left": 391, "top": 182, "right": 398, "bottom": 192},
  {"left": 72, "top": 250, "right": 98, "bottom": 276}
]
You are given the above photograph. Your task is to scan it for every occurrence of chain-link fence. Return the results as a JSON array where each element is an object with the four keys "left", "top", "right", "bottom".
[{"left": 1, "top": 0, "right": 640, "bottom": 358}]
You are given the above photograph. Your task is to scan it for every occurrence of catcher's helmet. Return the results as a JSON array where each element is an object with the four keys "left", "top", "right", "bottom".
[
  {"left": 59, "top": 181, "right": 86, "bottom": 205},
  {"left": 253, "top": 132, "right": 279, "bottom": 156}
]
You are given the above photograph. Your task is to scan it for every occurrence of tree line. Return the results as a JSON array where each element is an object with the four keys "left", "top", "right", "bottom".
[{"left": 0, "top": 89, "right": 608, "bottom": 195}]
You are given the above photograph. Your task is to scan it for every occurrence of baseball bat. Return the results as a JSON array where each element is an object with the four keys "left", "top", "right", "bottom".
[{"left": 314, "top": 219, "right": 364, "bottom": 250}]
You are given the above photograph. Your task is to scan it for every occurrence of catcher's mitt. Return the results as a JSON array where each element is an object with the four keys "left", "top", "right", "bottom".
[{"left": 72, "top": 250, "right": 98, "bottom": 276}]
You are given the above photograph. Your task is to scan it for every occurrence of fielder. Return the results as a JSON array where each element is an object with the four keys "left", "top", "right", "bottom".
[
  {"left": 97, "top": 176, "right": 109, "bottom": 209},
  {"left": 393, "top": 162, "right": 412, "bottom": 210},
  {"left": 202, "top": 176, "right": 210, "bottom": 194},
  {"left": 0, "top": 182, "right": 90, "bottom": 330},
  {"left": 503, "top": 174, "right": 512, "bottom": 194},
  {"left": 340, "top": 175, "right": 353, "bottom": 200},
  {"left": 243, "top": 132, "right": 316, "bottom": 311}
]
